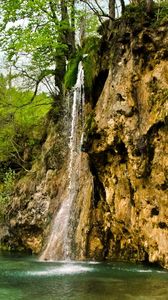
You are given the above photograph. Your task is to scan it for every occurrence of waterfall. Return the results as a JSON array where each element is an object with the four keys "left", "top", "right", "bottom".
[
  {"left": 40, "top": 62, "right": 85, "bottom": 261},
  {"left": 68, "top": 61, "right": 84, "bottom": 203}
]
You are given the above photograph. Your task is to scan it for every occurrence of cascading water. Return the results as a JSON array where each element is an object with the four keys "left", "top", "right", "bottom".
[{"left": 40, "top": 62, "right": 85, "bottom": 261}]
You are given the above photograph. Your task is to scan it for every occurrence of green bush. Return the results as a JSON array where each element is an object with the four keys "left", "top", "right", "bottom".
[
  {"left": 123, "top": 1, "right": 168, "bottom": 26},
  {"left": 0, "top": 75, "right": 52, "bottom": 163},
  {"left": 0, "top": 168, "right": 15, "bottom": 221},
  {"left": 123, "top": 2, "right": 147, "bottom": 22},
  {"left": 155, "top": 0, "right": 168, "bottom": 24}
]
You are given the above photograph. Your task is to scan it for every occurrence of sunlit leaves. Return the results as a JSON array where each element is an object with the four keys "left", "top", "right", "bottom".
[
  {"left": 0, "top": 0, "right": 76, "bottom": 96},
  {"left": 0, "top": 75, "right": 52, "bottom": 161}
]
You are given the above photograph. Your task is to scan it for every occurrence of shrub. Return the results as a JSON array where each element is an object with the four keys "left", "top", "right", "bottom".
[
  {"left": 0, "top": 75, "right": 52, "bottom": 164},
  {"left": 0, "top": 168, "right": 15, "bottom": 221}
]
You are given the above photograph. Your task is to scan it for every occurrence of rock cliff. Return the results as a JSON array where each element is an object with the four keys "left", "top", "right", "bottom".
[
  {"left": 74, "top": 18, "right": 168, "bottom": 269},
  {"left": 1, "top": 17, "right": 168, "bottom": 269},
  {"left": 0, "top": 114, "right": 70, "bottom": 254}
]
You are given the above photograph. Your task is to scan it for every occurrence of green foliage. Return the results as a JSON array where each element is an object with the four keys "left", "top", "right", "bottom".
[
  {"left": 123, "top": 2, "right": 148, "bottom": 24},
  {"left": 155, "top": 0, "right": 168, "bottom": 24},
  {"left": 64, "top": 35, "right": 100, "bottom": 91},
  {"left": 0, "top": 168, "right": 15, "bottom": 221},
  {"left": 76, "top": 8, "right": 100, "bottom": 38},
  {"left": 64, "top": 54, "right": 82, "bottom": 89},
  {"left": 85, "top": 13, "right": 100, "bottom": 37},
  {"left": 2, "top": 168, "right": 15, "bottom": 193},
  {"left": 82, "top": 36, "right": 100, "bottom": 92},
  {"left": 0, "top": 0, "right": 76, "bottom": 96},
  {"left": 147, "top": 76, "right": 168, "bottom": 111},
  {"left": 0, "top": 0, "right": 102, "bottom": 96},
  {"left": 85, "top": 112, "right": 97, "bottom": 136},
  {"left": 0, "top": 75, "right": 52, "bottom": 162},
  {"left": 81, "top": 111, "right": 97, "bottom": 152},
  {"left": 149, "top": 87, "right": 168, "bottom": 107},
  {"left": 123, "top": 1, "right": 168, "bottom": 26}
]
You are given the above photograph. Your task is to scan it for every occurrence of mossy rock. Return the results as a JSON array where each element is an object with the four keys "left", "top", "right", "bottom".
[
  {"left": 64, "top": 53, "right": 83, "bottom": 90},
  {"left": 64, "top": 36, "right": 100, "bottom": 93},
  {"left": 82, "top": 36, "right": 101, "bottom": 92}
]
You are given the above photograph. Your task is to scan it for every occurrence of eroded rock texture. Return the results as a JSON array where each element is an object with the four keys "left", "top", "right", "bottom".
[
  {"left": 74, "top": 21, "right": 168, "bottom": 268},
  {"left": 0, "top": 117, "right": 69, "bottom": 254}
]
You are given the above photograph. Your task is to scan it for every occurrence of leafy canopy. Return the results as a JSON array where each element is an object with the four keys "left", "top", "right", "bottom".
[
  {"left": 0, "top": 0, "right": 76, "bottom": 96},
  {"left": 0, "top": 74, "right": 52, "bottom": 162}
]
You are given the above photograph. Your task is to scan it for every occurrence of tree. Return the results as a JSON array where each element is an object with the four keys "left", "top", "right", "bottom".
[
  {"left": 79, "top": 0, "right": 115, "bottom": 22},
  {"left": 79, "top": 0, "right": 126, "bottom": 29},
  {"left": 146, "top": 0, "right": 153, "bottom": 13},
  {"left": 0, "top": 0, "right": 76, "bottom": 103},
  {"left": 80, "top": 0, "right": 156, "bottom": 23},
  {"left": 109, "top": 0, "right": 116, "bottom": 19},
  {"left": 0, "top": 73, "right": 51, "bottom": 166}
]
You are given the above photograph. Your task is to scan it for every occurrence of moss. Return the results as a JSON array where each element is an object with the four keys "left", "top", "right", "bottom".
[
  {"left": 154, "top": 1, "right": 168, "bottom": 26},
  {"left": 149, "top": 88, "right": 168, "bottom": 108},
  {"left": 122, "top": 2, "right": 149, "bottom": 28},
  {"left": 85, "top": 112, "right": 97, "bottom": 136},
  {"left": 64, "top": 36, "right": 100, "bottom": 101},
  {"left": 147, "top": 76, "right": 168, "bottom": 112},
  {"left": 64, "top": 53, "right": 82, "bottom": 90},
  {"left": 122, "top": 1, "right": 168, "bottom": 28},
  {"left": 0, "top": 169, "right": 15, "bottom": 222},
  {"left": 147, "top": 77, "right": 158, "bottom": 93},
  {"left": 0, "top": 244, "right": 12, "bottom": 251},
  {"left": 82, "top": 36, "right": 100, "bottom": 92},
  {"left": 81, "top": 112, "right": 97, "bottom": 152}
]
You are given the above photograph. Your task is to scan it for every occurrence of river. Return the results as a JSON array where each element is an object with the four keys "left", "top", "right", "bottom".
[{"left": 0, "top": 252, "right": 168, "bottom": 300}]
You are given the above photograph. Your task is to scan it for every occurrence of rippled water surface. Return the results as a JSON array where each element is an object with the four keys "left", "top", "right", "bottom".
[{"left": 0, "top": 252, "right": 168, "bottom": 300}]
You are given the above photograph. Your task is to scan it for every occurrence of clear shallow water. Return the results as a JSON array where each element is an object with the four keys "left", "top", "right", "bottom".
[{"left": 0, "top": 252, "right": 168, "bottom": 300}]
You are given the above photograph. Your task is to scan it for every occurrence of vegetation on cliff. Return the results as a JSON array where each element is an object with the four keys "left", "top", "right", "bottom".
[
  {"left": 0, "top": 0, "right": 167, "bottom": 268},
  {"left": 0, "top": 75, "right": 52, "bottom": 164}
]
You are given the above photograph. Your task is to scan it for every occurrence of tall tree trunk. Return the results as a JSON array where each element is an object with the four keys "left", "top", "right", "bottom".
[
  {"left": 120, "top": 0, "right": 125, "bottom": 15},
  {"left": 146, "top": 0, "right": 153, "bottom": 13},
  {"left": 53, "top": 0, "right": 76, "bottom": 104},
  {"left": 79, "top": 15, "right": 86, "bottom": 46},
  {"left": 109, "top": 0, "right": 115, "bottom": 19},
  {"left": 69, "top": 0, "right": 76, "bottom": 53},
  {"left": 61, "top": 0, "right": 75, "bottom": 56},
  {"left": 109, "top": 0, "right": 115, "bottom": 29}
]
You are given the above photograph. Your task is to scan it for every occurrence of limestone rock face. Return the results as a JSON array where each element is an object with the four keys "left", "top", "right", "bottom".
[
  {"left": 0, "top": 119, "right": 69, "bottom": 254},
  {"left": 74, "top": 22, "right": 168, "bottom": 268}
]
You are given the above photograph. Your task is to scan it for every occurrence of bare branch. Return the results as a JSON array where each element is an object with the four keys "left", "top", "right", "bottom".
[
  {"left": 80, "top": 0, "right": 115, "bottom": 20},
  {"left": 9, "top": 140, "right": 35, "bottom": 173}
]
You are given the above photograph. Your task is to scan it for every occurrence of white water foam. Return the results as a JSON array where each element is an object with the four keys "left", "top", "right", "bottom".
[{"left": 27, "top": 264, "right": 92, "bottom": 277}]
